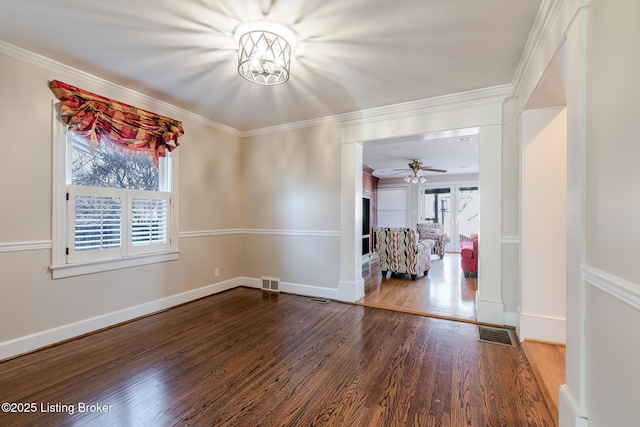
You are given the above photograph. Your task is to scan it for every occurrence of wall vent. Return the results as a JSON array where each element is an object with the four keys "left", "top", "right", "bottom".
[{"left": 261, "top": 277, "right": 280, "bottom": 293}]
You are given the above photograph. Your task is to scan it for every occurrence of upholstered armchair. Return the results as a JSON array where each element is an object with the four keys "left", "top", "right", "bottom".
[
  {"left": 375, "top": 227, "right": 433, "bottom": 280},
  {"left": 416, "top": 222, "right": 446, "bottom": 259}
]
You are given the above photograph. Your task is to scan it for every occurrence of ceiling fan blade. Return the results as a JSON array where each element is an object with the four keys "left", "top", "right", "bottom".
[
  {"left": 391, "top": 168, "right": 410, "bottom": 171},
  {"left": 421, "top": 167, "right": 447, "bottom": 173}
]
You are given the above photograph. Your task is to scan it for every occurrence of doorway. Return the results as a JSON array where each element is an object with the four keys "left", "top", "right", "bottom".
[{"left": 339, "top": 102, "right": 505, "bottom": 325}]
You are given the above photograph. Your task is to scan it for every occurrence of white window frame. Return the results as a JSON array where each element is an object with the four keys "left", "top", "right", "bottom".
[{"left": 50, "top": 103, "right": 179, "bottom": 279}]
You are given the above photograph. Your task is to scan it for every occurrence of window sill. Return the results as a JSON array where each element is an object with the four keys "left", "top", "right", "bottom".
[{"left": 49, "top": 250, "right": 180, "bottom": 279}]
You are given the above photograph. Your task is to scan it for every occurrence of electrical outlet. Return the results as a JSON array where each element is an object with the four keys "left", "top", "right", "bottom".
[{"left": 214, "top": 268, "right": 220, "bottom": 277}]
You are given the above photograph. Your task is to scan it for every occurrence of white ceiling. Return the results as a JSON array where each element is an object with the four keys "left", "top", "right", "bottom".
[
  {"left": 0, "top": 0, "right": 541, "bottom": 175},
  {"left": 363, "top": 128, "right": 480, "bottom": 179}
]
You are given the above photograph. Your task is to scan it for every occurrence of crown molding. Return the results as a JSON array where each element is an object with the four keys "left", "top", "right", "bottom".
[
  {"left": 1, "top": 38, "right": 513, "bottom": 140},
  {"left": 512, "top": 0, "right": 589, "bottom": 97},
  {"left": 241, "top": 84, "right": 513, "bottom": 138},
  {"left": 0, "top": 40, "right": 242, "bottom": 137}
]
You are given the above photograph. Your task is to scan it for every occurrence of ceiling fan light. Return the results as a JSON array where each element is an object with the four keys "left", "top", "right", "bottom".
[
  {"left": 404, "top": 176, "right": 411, "bottom": 183},
  {"left": 419, "top": 176, "right": 427, "bottom": 183},
  {"left": 411, "top": 176, "right": 419, "bottom": 184}
]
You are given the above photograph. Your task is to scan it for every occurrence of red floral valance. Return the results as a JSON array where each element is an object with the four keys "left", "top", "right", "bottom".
[{"left": 49, "top": 80, "right": 183, "bottom": 163}]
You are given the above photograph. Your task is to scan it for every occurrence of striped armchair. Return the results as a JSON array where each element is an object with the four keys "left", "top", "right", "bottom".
[
  {"left": 375, "top": 227, "right": 433, "bottom": 280},
  {"left": 416, "top": 222, "right": 446, "bottom": 259}
]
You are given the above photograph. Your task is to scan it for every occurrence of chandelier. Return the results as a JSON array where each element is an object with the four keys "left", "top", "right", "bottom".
[{"left": 235, "top": 21, "right": 296, "bottom": 86}]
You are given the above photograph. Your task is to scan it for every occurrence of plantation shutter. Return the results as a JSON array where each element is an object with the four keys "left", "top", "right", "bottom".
[
  {"left": 128, "top": 190, "right": 171, "bottom": 254},
  {"left": 67, "top": 186, "right": 124, "bottom": 262}
]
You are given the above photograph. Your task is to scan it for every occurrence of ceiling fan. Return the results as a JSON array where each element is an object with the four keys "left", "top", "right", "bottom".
[{"left": 393, "top": 159, "right": 447, "bottom": 183}]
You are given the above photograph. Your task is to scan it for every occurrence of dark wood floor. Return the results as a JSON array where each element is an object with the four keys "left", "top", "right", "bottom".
[
  {"left": 0, "top": 287, "right": 555, "bottom": 426},
  {"left": 359, "top": 253, "right": 478, "bottom": 322}
]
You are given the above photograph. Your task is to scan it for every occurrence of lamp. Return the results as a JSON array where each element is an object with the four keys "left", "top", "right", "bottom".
[{"left": 235, "top": 21, "right": 296, "bottom": 86}]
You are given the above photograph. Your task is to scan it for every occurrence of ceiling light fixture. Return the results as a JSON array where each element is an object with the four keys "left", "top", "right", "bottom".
[
  {"left": 235, "top": 21, "right": 296, "bottom": 86},
  {"left": 396, "top": 160, "right": 447, "bottom": 184},
  {"left": 404, "top": 172, "right": 427, "bottom": 184}
]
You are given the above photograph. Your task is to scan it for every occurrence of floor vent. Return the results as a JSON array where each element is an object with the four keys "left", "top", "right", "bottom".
[
  {"left": 308, "top": 297, "right": 330, "bottom": 304},
  {"left": 478, "top": 326, "right": 516, "bottom": 347},
  {"left": 261, "top": 277, "right": 280, "bottom": 293}
]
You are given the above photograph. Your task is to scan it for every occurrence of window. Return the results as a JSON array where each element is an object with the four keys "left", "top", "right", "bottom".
[
  {"left": 376, "top": 187, "right": 408, "bottom": 227},
  {"left": 51, "top": 109, "right": 179, "bottom": 278},
  {"left": 66, "top": 133, "right": 172, "bottom": 263}
]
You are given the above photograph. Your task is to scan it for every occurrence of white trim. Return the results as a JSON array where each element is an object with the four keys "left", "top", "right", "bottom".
[
  {"left": 337, "top": 91, "right": 510, "bottom": 131},
  {"left": 0, "top": 40, "right": 241, "bottom": 137},
  {"left": 49, "top": 251, "right": 180, "bottom": 279},
  {"left": 0, "top": 39, "right": 513, "bottom": 139},
  {"left": 179, "top": 229, "right": 243, "bottom": 238},
  {"left": 338, "top": 279, "right": 366, "bottom": 303},
  {"left": 0, "top": 240, "right": 53, "bottom": 253},
  {"left": 244, "top": 86, "right": 512, "bottom": 137},
  {"left": 501, "top": 236, "right": 520, "bottom": 244},
  {"left": 241, "top": 277, "right": 340, "bottom": 300},
  {"left": 583, "top": 265, "right": 640, "bottom": 312},
  {"left": 51, "top": 103, "right": 67, "bottom": 266},
  {"left": 2, "top": 230, "right": 341, "bottom": 255},
  {"left": 559, "top": 384, "right": 589, "bottom": 423},
  {"left": 0, "top": 277, "right": 241, "bottom": 362},
  {"left": 503, "top": 311, "right": 518, "bottom": 327},
  {"left": 242, "top": 229, "right": 341, "bottom": 238},
  {"left": 518, "top": 311, "right": 566, "bottom": 343},
  {"left": 476, "top": 298, "right": 505, "bottom": 325}
]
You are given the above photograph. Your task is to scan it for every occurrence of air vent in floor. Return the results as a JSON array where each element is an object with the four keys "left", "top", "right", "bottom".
[
  {"left": 307, "top": 297, "right": 330, "bottom": 304},
  {"left": 261, "top": 277, "right": 280, "bottom": 293},
  {"left": 478, "top": 326, "right": 516, "bottom": 347}
]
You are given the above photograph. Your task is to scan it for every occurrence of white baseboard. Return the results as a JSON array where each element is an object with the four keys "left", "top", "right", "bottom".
[
  {"left": 503, "top": 311, "right": 518, "bottom": 327},
  {"left": 0, "top": 278, "right": 241, "bottom": 362},
  {"left": 477, "top": 298, "right": 505, "bottom": 325},
  {"left": 338, "top": 279, "right": 365, "bottom": 303},
  {"left": 519, "top": 311, "right": 566, "bottom": 344},
  {"left": 559, "top": 385, "right": 588, "bottom": 426},
  {"left": 241, "top": 277, "right": 340, "bottom": 300}
]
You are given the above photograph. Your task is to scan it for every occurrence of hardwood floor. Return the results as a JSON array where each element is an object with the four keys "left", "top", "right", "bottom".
[
  {"left": 359, "top": 253, "right": 478, "bottom": 322},
  {"left": 521, "top": 340, "right": 566, "bottom": 422},
  {"left": 0, "top": 288, "right": 555, "bottom": 426}
]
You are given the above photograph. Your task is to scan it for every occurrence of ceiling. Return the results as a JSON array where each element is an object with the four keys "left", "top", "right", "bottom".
[
  {"left": 0, "top": 0, "right": 542, "bottom": 174},
  {"left": 363, "top": 128, "right": 480, "bottom": 179}
]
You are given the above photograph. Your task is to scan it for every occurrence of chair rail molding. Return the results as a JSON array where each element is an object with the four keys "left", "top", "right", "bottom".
[
  {"left": 583, "top": 265, "right": 640, "bottom": 312},
  {"left": 0, "top": 240, "right": 53, "bottom": 253}
]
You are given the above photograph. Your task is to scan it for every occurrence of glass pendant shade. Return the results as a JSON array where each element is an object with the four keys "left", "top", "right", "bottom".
[{"left": 405, "top": 173, "right": 428, "bottom": 184}]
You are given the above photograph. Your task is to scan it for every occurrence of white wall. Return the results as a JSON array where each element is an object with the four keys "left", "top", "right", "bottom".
[
  {"left": 583, "top": 0, "right": 640, "bottom": 425},
  {"left": 520, "top": 106, "right": 567, "bottom": 343},
  {"left": 515, "top": 1, "right": 640, "bottom": 425},
  {"left": 501, "top": 97, "right": 521, "bottom": 321},
  {"left": 241, "top": 124, "right": 343, "bottom": 299},
  {"left": 0, "top": 48, "right": 244, "bottom": 359}
]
